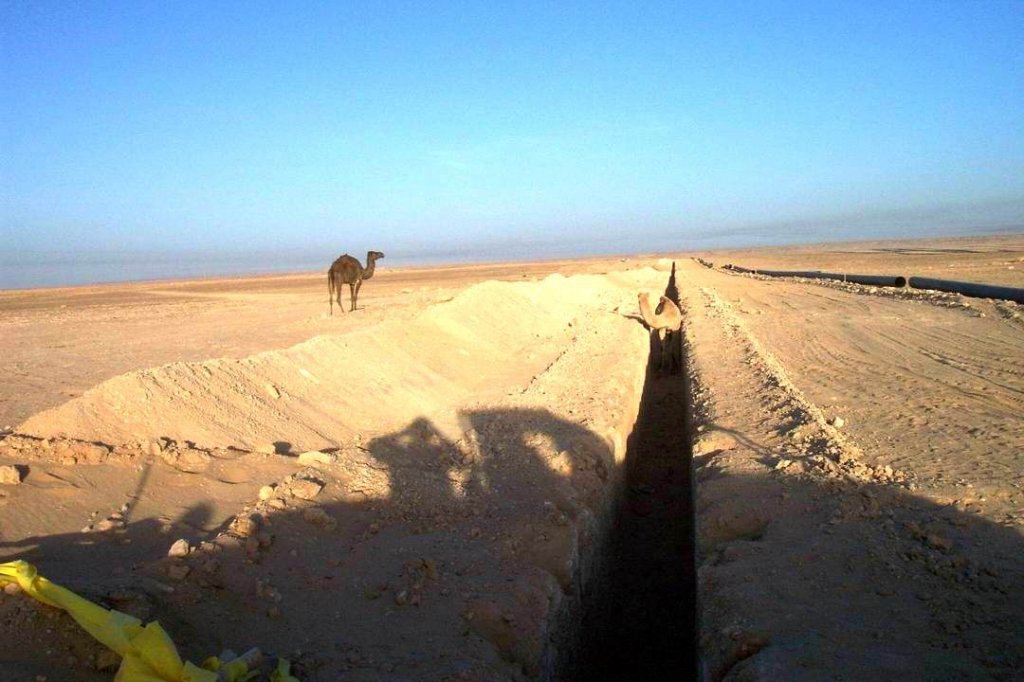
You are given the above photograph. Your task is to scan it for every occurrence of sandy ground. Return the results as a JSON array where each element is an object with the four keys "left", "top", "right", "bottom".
[{"left": 1, "top": 235, "right": 1023, "bottom": 680}]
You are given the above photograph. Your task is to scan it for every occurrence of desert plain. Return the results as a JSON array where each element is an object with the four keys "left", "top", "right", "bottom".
[{"left": 1, "top": 234, "right": 1022, "bottom": 680}]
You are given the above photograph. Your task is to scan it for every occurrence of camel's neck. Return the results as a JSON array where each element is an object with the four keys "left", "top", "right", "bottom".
[
  {"left": 638, "top": 294, "right": 656, "bottom": 327},
  {"left": 363, "top": 255, "right": 378, "bottom": 279}
]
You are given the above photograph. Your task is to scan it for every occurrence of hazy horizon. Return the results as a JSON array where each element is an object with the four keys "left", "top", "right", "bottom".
[
  {"left": 3, "top": 217, "right": 1021, "bottom": 291},
  {"left": 3, "top": 2, "right": 1023, "bottom": 287}
]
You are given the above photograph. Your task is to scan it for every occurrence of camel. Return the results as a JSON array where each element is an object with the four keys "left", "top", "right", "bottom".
[
  {"left": 638, "top": 291, "right": 683, "bottom": 373},
  {"left": 328, "top": 250, "right": 384, "bottom": 314}
]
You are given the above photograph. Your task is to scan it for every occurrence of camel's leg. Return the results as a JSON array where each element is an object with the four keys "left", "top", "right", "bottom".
[
  {"left": 352, "top": 280, "right": 363, "bottom": 311},
  {"left": 667, "top": 330, "right": 678, "bottom": 373},
  {"left": 658, "top": 329, "right": 668, "bottom": 372},
  {"left": 335, "top": 280, "right": 345, "bottom": 313},
  {"left": 661, "top": 329, "right": 669, "bottom": 373}
]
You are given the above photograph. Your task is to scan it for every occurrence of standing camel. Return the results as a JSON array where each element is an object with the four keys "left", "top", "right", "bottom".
[
  {"left": 637, "top": 291, "right": 683, "bottom": 373},
  {"left": 328, "top": 250, "right": 385, "bottom": 314}
]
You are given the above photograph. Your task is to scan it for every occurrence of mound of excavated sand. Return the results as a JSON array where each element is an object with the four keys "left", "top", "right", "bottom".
[
  {"left": 18, "top": 272, "right": 648, "bottom": 453},
  {"left": 3, "top": 268, "right": 664, "bottom": 680}
]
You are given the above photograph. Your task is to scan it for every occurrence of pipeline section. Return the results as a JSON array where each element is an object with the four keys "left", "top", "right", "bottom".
[
  {"left": 717, "top": 262, "right": 1024, "bottom": 304},
  {"left": 721, "top": 264, "right": 906, "bottom": 288},
  {"left": 908, "top": 277, "right": 1024, "bottom": 304}
]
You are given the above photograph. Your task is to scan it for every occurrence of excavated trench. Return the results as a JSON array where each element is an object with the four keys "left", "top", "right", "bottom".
[{"left": 563, "top": 309, "right": 698, "bottom": 680}]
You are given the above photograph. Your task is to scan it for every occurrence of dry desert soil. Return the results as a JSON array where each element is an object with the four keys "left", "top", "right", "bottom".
[{"left": 1, "top": 235, "right": 1022, "bottom": 681}]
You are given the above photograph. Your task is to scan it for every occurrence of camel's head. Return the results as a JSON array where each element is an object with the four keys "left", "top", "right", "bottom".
[{"left": 368, "top": 250, "right": 385, "bottom": 262}]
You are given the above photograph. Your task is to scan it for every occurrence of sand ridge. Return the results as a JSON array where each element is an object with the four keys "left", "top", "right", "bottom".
[
  {"left": 17, "top": 272, "right": 641, "bottom": 452},
  {"left": 1, "top": 266, "right": 658, "bottom": 679}
]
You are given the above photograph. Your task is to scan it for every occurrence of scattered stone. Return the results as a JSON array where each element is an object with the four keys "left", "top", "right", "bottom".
[
  {"left": 303, "top": 507, "right": 336, "bottom": 530},
  {"left": 258, "top": 485, "right": 276, "bottom": 501},
  {"left": 167, "top": 539, "right": 191, "bottom": 558},
  {"left": 838, "top": 449, "right": 859, "bottom": 465},
  {"left": 73, "top": 440, "right": 107, "bottom": 462},
  {"left": 394, "top": 590, "right": 409, "bottom": 606},
  {"left": 53, "top": 440, "right": 110, "bottom": 465},
  {"left": 773, "top": 458, "right": 793, "bottom": 471},
  {"left": 0, "top": 464, "right": 24, "bottom": 485},
  {"left": 830, "top": 416, "right": 846, "bottom": 428},
  {"left": 289, "top": 479, "right": 323, "bottom": 500},
  {"left": 94, "top": 518, "right": 125, "bottom": 532},
  {"left": 4, "top": 582, "right": 23, "bottom": 596},
  {"left": 229, "top": 515, "right": 260, "bottom": 538},
  {"left": 214, "top": 534, "right": 243, "bottom": 552},
  {"left": 297, "top": 450, "right": 335, "bottom": 467},
  {"left": 265, "top": 383, "right": 281, "bottom": 399},
  {"left": 162, "top": 446, "right": 211, "bottom": 473}
]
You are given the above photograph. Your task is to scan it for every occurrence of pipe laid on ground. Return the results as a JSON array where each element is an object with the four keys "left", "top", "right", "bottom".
[
  {"left": 728, "top": 266, "right": 907, "bottom": 288},
  {"left": 765, "top": 270, "right": 909, "bottom": 288},
  {"left": 723, "top": 264, "right": 755, "bottom": 274},
  {"left": 837, "top": 273, "right": 908, "bottom": 288},
  {"left": 908, "top": 277, "right": 1024, "bottom": 304}
]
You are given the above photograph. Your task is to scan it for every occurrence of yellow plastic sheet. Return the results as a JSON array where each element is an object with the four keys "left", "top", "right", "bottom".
[{"left": 0, "top": 560, "right": 297, "bottom": 682}]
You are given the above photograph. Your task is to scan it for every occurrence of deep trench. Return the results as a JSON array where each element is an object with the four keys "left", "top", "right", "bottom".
[{"left": 564, "top": 309, "right": 698, "bottom": 680}]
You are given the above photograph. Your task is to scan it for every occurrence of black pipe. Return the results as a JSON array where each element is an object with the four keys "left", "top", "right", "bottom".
[
  {"left": 812, "top": 271, "right": 907, "bottom": 288},
  {"left": 908, "top": 276, "right": 1024, "bottom": 304},
  {"left": 736, "top": 267, "right": 907, "bottom": 288},
  {"left": 839, "top": 273, "right": 908, "bottom": 288}
]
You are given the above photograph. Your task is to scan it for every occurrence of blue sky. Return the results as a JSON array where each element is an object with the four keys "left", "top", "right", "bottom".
[{"left": 2, "top": 1, "right": 1023, "bottom": 261}]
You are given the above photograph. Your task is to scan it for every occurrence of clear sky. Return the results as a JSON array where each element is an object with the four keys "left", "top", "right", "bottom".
[{"left": 2, "top": 1, "right": 1023, "bottom": 263}]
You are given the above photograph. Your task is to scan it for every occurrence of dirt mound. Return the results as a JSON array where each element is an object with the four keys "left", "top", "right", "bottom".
[
  {"left": 18, "top": 273, "right": 640, "bottom": 453},
  {"left": 3, "top": 268, "right": 661, "bottom": 679}
]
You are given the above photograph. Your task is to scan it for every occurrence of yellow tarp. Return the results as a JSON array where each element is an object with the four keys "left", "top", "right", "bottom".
[{"left": 0, "top": 560, "right": 297, "bottom": 682}]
